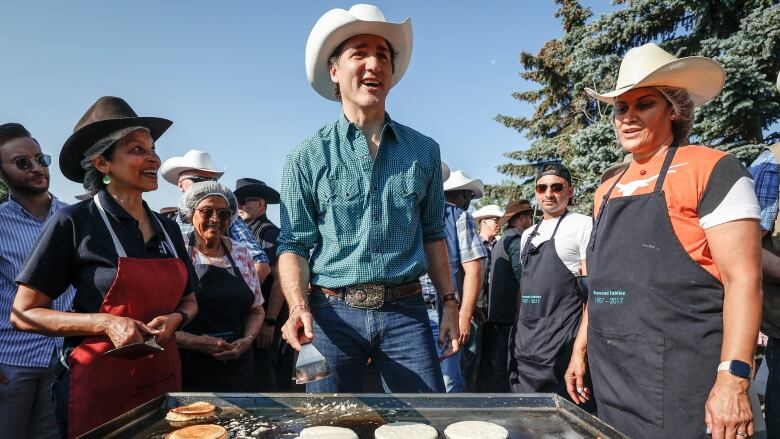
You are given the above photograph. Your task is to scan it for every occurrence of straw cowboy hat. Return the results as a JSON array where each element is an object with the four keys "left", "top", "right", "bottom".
[
  {"left": 160, "top": 150, "right": 225, "bottom": 185},
  {"left": 60, "top": 96, "right": 172, "bottom": 183},
  {"left": 444, "top": 170, "right": 484, "bottom": 198},
  {"left": 585, "top": 43, "right": 725, "bottom": 107},
  {"left": 305, "top": 4, "right": 413, "bottom": 101},
  {"left": 472, "top": 204, "right": 504, "bottom": 221},
  {"left": 233, "top": 178, "right": 281, "bottom": 204},
  {"left": 499, "top": 199, "right": 535, "bottom": 227}
]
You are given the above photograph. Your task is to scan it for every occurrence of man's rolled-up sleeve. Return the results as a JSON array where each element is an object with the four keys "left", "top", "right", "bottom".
[
  {"left": 277, "top": 152, "right": 319, "bottom": 258},
  {"left": 420, "top": 146, "right": 445, "bottom": 242}
]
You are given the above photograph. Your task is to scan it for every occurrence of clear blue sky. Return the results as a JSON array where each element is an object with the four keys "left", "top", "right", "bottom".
[{"left": 0, "top": 1, "right": 614, "bottom": 222}]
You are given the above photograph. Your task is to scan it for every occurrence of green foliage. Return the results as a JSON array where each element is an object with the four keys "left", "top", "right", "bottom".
[{"left": 493, "top": 0, "right": 780, "bottom": 214}]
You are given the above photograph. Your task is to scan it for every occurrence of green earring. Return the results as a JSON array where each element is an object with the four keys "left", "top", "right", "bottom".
[{"left": 102, "top": 174, "right": 111, "bottom": 185}]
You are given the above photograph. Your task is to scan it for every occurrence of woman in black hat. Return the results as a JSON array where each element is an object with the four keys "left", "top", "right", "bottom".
[{"left": 11, "top": 96, "right": 199, "bottom": 438}]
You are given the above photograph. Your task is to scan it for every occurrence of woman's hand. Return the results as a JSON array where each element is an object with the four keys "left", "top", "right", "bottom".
[
  {"left": 564, "top": 352, "right": 591, "bottom": 404},
  {"left": 705, "top": 373, "right": 754, "bottom": 439},
  {"left": 146, "top": 313, "right": 183, "bottom": 346},
  {"left": 212, "top": 337, "right": 253, "bottom": 362},
  {"left": 256, "top": 323, "right": 275, "bottom": 349},
  {"left": 103, "top": 315, "right": 157, "bottom": 348}
]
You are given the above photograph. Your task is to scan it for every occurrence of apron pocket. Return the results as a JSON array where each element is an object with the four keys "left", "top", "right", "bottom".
[
  {"left": 516, "top": 316, "right": 564, "bottom": 364},
  {"left": 589, "top": 327, "right": 664, "bottom": 428}
]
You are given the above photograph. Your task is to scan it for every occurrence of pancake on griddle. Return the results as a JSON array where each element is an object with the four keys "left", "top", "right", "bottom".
[
  {"left": 444, "top": 420, "right": 508, "bottom": 439},
  {"left": 165, "top": 423, "right": 227, "bottom": 439},
  {"left": 165, "top": 401, "right": 217, "bottom": 423},
  {"left": 298, "top": 425, "right": 358, "bottom": 438},
  {"left": 374, "top": 422, "right": 438, "bottom": 439}
]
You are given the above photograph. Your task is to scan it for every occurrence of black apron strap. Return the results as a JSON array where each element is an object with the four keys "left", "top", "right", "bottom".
[
  {"left": 521, "top": 217, "right": 544, "bottom": 265},
  {"left": 550, "top": 210, "right": 568, "bottom": 239},
  {"left": 653, "top": 145, "right": 679, "bottom": 192}
]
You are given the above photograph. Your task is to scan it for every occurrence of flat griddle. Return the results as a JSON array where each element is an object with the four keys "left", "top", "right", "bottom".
[{"left": 82, "top": 393, "right": 628, "bottom": 438}]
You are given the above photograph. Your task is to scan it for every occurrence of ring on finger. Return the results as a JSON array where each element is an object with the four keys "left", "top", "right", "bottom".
[{"left": 737, "top": 432, "right": 749, "bottom": 437}]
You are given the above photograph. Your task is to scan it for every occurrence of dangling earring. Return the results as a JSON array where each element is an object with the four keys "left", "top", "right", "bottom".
[{"left": 102, "top": 174, "right": 112, "bottom": 185}]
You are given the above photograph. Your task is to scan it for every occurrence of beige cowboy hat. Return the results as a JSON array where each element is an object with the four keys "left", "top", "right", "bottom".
[
  {"left": 305, "top": 4, "right": 413, "bottom": 101},
  {"left": 444, "top": 170, "right": 484, "bottom": 199},
  {"left": 441, "top": 161, "right": 451, "bottom": 182},
  {"left": 472, "top": 204, "right": 504, "bottom": 221},
  {"left": 160, "top": 150, "right": 225, "bottom": 185},
  {"left": 585, "top": 43, "right": 725, "bottom": 107}
]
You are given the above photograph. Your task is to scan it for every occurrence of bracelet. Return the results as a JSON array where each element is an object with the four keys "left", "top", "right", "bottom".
[
  {"left": 289, "top": 303, "right": 309, "bottom": 315},
  {"left": 173, "top": 310, "right": 189, "bottom": 329},
  {"left": 441, "top": 293, "right": 460, "bottom": 305},
  {"left": 245, "top": 334, "right": 255, "bottom": 341}
]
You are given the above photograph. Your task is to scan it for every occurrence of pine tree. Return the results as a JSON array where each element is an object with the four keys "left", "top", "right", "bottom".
[{"left": 493, "top": 0, "right": 780, "bottom": 213}]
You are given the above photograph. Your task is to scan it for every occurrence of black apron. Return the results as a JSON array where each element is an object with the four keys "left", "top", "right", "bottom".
[
  {"left": 510, "top": 211, "right": 588, "bottom": 402},
  {"left": 180, "top": 237, "right": 256, "bottom": 392},
  {"left": 586, "top": 146, "right": 723, "bottom": 439}
]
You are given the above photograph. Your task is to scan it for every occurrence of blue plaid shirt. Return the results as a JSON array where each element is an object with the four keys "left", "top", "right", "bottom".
[
  {"left": 177, "top": 214, "right": 269, "bottom": 264},
  {"left": 421, "top": 204, "right": 487, "bottom": 302},
  {"left": 278, "top": 113, "right": 446, "bottom": 288},
  {"left": 749, "top": 149, "right": 779, "bottom": 231},
  {"left": 0, "top": 195, "right": 75, "bottom": 367}
]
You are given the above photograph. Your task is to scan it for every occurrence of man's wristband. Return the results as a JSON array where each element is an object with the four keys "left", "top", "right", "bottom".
[
  {"left": 173, "top": 310, "right": 189, "bottom": 329},
  {"left": 441, "top": 293, "right": 460, "bottom": 306},
  {"left": 289, "top": 303, "right": 309, "bottom": 315},
  {"left": 264, "top": 317, "right": 277, "bottom": 326}
]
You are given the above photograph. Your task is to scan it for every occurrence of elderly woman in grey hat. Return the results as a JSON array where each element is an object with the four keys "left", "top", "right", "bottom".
[
  {"left": 566, "top": 44, "right": 762, "bottom": 439},
  {"left": 175, "top": 181, "right": 265, "bottom": 391}
]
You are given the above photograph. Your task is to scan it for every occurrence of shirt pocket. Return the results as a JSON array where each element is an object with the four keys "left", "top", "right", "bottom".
[{"left": 401, "top": 163, "right": 428, "bottom": 205}]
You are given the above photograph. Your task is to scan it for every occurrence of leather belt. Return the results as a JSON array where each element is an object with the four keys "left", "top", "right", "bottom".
[{"left": 311, "top": 281, "right": 422, "bottom": 310}]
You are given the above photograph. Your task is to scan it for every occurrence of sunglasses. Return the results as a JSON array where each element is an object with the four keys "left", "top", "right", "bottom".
[
  {"left": 1, "top": 154, "right": 51, "bottom": 171},
  {"left": 182, "top": 176, "right": 216, "bottom": 184},
  {"left": 535, "top": 183, "right": 566, "bottom": 194},
  {"left": 195, "top": 207, "right": 231, "bottom": 222}
]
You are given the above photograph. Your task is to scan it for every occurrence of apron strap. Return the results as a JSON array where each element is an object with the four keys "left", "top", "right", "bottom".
[
  {"left": 152, "top": 214, "right": 178, "bottom": 259},
  {"left": 550, "top": 210, "right": 568, "bottom": 239},
  {"left": 93, "top": 194, "right": 127, "bottom": 258},
  {"left": 521, "top": 215, "right": 544, "bottom": 264},
  {"left": 652, "top": 145, "right": 679, "bottom": 193}
]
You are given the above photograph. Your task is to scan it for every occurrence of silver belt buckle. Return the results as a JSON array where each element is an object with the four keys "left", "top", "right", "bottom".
[{"left": 344, "top": 283, "right": 385, "bottom": 309}]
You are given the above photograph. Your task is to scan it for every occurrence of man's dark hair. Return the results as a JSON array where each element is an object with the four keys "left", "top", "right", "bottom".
[
  {"left": 327, "top": 38, "right": 397, "bottom": 100},
  {"left": 0, "top": 123, "right": 37, "bottom": 149}
]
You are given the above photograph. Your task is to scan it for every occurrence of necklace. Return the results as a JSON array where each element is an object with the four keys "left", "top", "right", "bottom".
[{"left": 635, "top": 146, "right": 669, "bottom": 176}]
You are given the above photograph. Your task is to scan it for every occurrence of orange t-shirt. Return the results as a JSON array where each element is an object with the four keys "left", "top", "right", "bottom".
[{"left": 594, "top": 145, "right": 759, "bottom": 281}]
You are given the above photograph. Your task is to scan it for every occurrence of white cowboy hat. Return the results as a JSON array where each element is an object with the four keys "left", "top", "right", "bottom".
[
  {"left": 585, "top": 43, "right": 725, "bottom": 107},
  {"left": 444, "top": 170, "right": 484, "bottom": 199},
  {"left": 160, "top": 150, "right": 225, "bottom": 185},
  {"left": 472, "top": 204, "right": 504, "bottom": 221},
  {"left": 441, "top": 161, "right": 451, "bottom": 182},
  {"left": 305, "top": 4, "right": 413, "bottom": 101}
]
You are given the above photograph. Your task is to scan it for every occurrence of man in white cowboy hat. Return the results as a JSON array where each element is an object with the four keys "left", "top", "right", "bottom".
[
  {"left": 161, "top": 150, "right": 271, "bottom": 283},
  {"left": 277, "top": 4, "right": 459, "bottom": 393},
  {"left": 418, "top": 169, "right": 487, "bottom": 392},
  {"left": 748, "top": 70, "right": 780, "bottom": 438}
]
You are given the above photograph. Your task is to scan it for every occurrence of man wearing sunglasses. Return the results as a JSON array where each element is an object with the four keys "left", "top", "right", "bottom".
[
  {"left": 161, "top": 150, "right": 271, "bottom": 285},
  {"left": 0, "top": 123, "right": 74, "bottom": 438},
  {"left": 509, "top": 163, "right": 594, "bottom": 410}
]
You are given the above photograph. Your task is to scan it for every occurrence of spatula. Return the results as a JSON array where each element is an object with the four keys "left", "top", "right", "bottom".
[{"left": 294, "top": 332, "right": 331, "bottom": 385}]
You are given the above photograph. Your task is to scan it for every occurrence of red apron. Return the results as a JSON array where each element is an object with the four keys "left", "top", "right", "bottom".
[{"left": 67, "top": 195, "right": 188, "bottom": 438}]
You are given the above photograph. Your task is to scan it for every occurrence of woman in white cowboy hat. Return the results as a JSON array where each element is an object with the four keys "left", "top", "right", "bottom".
[{"left": 567, "top": 43, "right": 762, "bottom": 439}]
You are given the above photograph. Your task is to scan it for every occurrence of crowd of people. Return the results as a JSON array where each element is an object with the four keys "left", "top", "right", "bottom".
[{"left": 0, "top": 4, "right": 778, "bottom": 439}]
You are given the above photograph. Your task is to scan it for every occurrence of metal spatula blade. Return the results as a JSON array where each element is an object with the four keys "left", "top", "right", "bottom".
[{"left": 294, "top": 342, "right": 331, "bottom": 384}]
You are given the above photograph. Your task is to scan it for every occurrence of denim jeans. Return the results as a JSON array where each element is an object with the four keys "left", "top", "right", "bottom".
[
  {"left": 0, "top": 351, "right": 59, "bottom": 439},
  {"left": 427, "top": 308, "right": 465, "bottom": 392},
  {"left": 766, "top": 336, "right": 780, "bottom": 438},
  {"left": 307, "top": 292, "right": 445, "bottom": 393}
]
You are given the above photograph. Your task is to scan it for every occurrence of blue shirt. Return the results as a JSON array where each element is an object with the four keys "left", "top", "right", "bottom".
[
  {"left": 421, "top": 203, "right": 487, "bottom": 302},
  {"left": 749, "top": 149, "right": 779, "bottom": 231},
  {"left": 278, "top": 113, "right": 446, "bottom": 288},
  {"left": 178, "top": 214, "right": 269, "bottom": 264},
  {"left": 0, "top": 195, "right": 74, "bottom": 367}
]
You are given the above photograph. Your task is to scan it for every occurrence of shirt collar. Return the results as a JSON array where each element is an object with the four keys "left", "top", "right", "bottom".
[
  {"left": 6, "top": 192, "right": 58, "bottom": 221},
  {"left": 97, "top": 190, "right": 163, "bottom": 237},
  {"left": 338, "top": 112, "right": 398, "bottom": 146}
]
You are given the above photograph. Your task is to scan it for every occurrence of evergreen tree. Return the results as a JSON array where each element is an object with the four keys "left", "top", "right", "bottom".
[{"left": 494, "top": 0, "right": 780, "bottom": 213}]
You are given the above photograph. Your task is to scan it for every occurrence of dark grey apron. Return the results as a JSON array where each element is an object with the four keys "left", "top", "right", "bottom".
[
  {"left": 586, "top": 146, "right": 723, "bottom": 438},
  {"left": 510, "top": 211, "right": 588, "bottom": 404}
]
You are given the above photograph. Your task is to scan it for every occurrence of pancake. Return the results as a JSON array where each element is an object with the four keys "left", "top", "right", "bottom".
[
  {"left": 444, "top": 421, "right": 508, "bottom": 439},
  {"left": 298, "top": 425, "right": 358, "bottom": 438},
  {"left": 374, "top": 422, "right": 438, "bottom": 439},
  {"left": 165, "top": 424, "right": 228, "bottom": 439},
  {"left": 165, "top": 401, "right": 217, "bottom": 423}
]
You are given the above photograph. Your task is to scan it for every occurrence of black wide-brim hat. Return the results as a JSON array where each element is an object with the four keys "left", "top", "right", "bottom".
[
  {"left": 233, "top": 178, "right": 280, "bottom": 204},
  {"left": 60, "top": 96, "right": 172, "bottom": 183}
]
